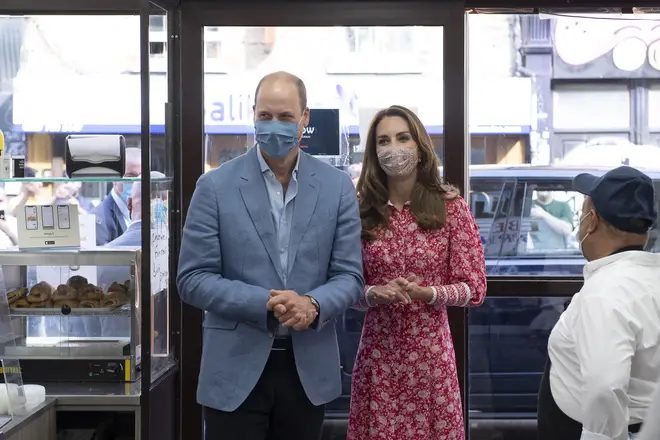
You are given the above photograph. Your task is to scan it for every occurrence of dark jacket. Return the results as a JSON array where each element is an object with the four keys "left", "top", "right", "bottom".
[{"left": 92, "top": 194, "right": 126, "bottom": 245}]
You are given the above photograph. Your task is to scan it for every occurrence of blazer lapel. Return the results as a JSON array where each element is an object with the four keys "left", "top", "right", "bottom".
[
  {"left": 288, "top": 153, "right": 320, "bottom": 275},
  {"left": 239, "top": 148, "right": 281, "bottom": 274},
  {"left": 110, "top": 198, "right": 126, "bottom": 235}
]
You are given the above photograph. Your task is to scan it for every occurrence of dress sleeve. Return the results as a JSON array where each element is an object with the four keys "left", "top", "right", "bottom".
[
  {"left": 432, "top": 196, "right": 487, "bottom": 308},
  {"left": 352, "top": 285, "right": 375, "bottom": 311}
]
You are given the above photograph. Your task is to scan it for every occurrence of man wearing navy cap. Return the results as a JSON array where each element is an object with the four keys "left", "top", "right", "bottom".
[{"left": 538, "top": 166, "right": 660, "bottom": 440}]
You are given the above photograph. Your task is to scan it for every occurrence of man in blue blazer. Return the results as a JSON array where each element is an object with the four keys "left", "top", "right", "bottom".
[
  {"left": 94, "top": 171, "right": 165, "bottom": 337},
  {"left": 92, "top": 147, "right": 141, "bottom": 245},
  {"left": 97, "top": 171, "right": 166, "bottom": 288},
  {"left": 177, "top": 71, "right": 364, "bottom": 440}
]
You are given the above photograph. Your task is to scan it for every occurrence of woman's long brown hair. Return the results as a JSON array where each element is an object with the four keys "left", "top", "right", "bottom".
[{"left": 356, "top": 105, "right": 457, "bottom": 241}]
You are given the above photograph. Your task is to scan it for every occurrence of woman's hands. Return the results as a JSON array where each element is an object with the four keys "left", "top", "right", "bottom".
[
  {"left": 368, "top": 275, "right": 435, "bottom": 305},
  {"left": 368, "top": 278, "right": 412, "bottom": 305},
  {"left": 404, "top": 275, "right": 434, "bottom": 303}
]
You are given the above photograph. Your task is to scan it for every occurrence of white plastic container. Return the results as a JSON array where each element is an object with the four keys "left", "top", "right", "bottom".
[{"left": 0, "top": 384, "right": 46, "bottom": 415}]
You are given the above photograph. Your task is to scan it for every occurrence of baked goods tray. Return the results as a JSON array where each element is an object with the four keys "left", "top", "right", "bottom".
[{"left": 9, "top": 305, "right": 131, "bottom": 317}]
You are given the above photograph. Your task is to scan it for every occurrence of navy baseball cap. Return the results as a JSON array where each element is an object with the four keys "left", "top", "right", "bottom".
[{"left": 573, "top": 166, "right": 657, "bottom": 234}]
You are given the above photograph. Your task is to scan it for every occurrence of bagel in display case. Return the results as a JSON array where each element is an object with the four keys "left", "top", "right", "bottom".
[{"left": 0, "top": 247, "right": 152, "bottom": 383}]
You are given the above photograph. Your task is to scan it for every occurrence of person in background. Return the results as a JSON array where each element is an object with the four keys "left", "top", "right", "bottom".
[
  {"left": 177, "top": 71, "right": 364, "bottom": 440},
  {"left": 0, "top": 187, "right": 17, "bottom": 247},
  {"left": 92, "top": 147, "right": 141, "bottom": 245},
  {"left": 8, "top": 167, "right": 41, "bottom": 218},
  {"left": 97, "top": 172, "right": 165, "bottom": 287},
  {"left": 96, "top": 171, "right": 164, "bottom": 337},
  {"left": 347, "top": 105, "right": 487, "bottom": 440},
  {"left": 538, "top": 166, "right": 660, "bottom": 440},
  {"left": 530, "top": 190, "right": 574, "bottom": 251},
  {"left": 0, "top": 187, "right": 20, "bottom": 292},
  {"left": 49, "top": 182, "right": 90, "bottom": 214},
  {"left": 347, "top": 163, "right": 362, "bottom": 187}
]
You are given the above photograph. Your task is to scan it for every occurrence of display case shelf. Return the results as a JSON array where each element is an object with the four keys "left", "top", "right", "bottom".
[
  {"left": 0, "top": 177, "right": 173, "bottom": 184},
  {"left": 9, "top": 305, "right": 131, "bottom": 317},
  {"left": 0, "top": 247, "right": 141, "bottom": 266}
]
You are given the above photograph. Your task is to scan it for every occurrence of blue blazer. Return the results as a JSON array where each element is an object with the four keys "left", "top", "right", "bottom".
[
  {"left": 92, "top": 194, "right": 126, "bottom": 245},
  {"left": 177, "top": 147, "right": 364, "bottom": 411},
  {"left": 97, "top": 221, "right": 142, "bottom": 288}
]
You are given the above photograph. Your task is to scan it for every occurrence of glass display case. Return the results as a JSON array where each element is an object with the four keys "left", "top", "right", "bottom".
[
  {"left": 0, "top": 1, "right": 180, "bottom": 438},
  {"left": 0, "top": 247, "right": 145, "bottom": 382}
]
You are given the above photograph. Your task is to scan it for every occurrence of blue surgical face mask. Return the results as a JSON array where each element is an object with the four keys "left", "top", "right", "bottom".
[
  {"left": 120, "top": 183, "right": 133, "bottom": 204},
  {"left": 254, "top": 119, "right": 302, "bottom": 158}
]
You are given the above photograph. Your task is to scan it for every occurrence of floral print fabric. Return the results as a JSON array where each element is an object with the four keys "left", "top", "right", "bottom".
[{"left": 347, "top": 197, "right": 487, "bottom": 440}]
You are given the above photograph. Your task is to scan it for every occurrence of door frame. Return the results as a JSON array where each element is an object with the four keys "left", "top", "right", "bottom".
[{"left": 178, "top": 2, "right": 468, "bottom": 438}]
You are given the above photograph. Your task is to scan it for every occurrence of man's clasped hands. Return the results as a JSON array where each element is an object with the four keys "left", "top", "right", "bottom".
[
  {"left": 266, "top": 275, "right": 433, "bottom": 332},
  {"left": 266, "top": 290, "right": 318, "bottom": 331}
]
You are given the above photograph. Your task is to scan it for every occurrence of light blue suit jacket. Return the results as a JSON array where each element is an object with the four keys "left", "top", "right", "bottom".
[
  {"left": 98, "top": 221, "right": 142, "bottom": 288},
  {"left": 176, "top": 147, "right": 364, "bottom": 411}
]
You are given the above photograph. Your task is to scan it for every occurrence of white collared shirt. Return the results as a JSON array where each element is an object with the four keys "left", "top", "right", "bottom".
[
  {"left": 110, "top": 189, "right": 131, "bottom": 229},
  {"left": 638, "top": 378, "right": 660, "bottom": 440},
  {"left": 548, "top": 251, "right": 660, "bottom": 440}
]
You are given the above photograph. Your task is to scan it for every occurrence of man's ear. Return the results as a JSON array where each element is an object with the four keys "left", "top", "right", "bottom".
[
  {"left": 127, "top": 197, "right": 133, "bottom": 214},
  {"left": 587, "top": 210, "right": 599, "bottom": 234},
  {"left": 303, "top": 107, "right": 310, "bottom": 126}
]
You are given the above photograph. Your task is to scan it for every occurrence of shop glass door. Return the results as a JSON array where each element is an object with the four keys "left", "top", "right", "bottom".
[
  {"left": 178, "top": 3, "right": 465, "bottom": 439},
  {"left": 200, "top": 24, "right": 445, "bottom": 418}
]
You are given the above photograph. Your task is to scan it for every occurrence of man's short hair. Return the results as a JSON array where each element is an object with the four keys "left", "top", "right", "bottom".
[
  {"left": 125, "top": 147, "right": 141, "bottom": 162},
  {"left": 131, "top": 171, "right": 166, "bottom": 201},
  {"left": 254, "top": 71, "right": 307, "bottom": 112}
]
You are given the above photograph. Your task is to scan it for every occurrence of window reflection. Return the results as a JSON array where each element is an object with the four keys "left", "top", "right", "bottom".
[
  {"left": 469, "top": 175, "right": 660, "bottom": 272},
  {"left": 469, "top": 296, "right": 571, "bottom": 416}
]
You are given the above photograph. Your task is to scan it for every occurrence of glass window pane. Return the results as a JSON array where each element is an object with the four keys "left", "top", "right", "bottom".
[
  {"left": 149, "top": 14, "right": 173, "bottom": 379},
  {"left": 468, "top": 10, "right": 660, "bottom": 439},
  {"left": 469, "top": 296, "right": 570, "bottom": 425},
  {"left": 649, "top": 84, "right": 660, "bottom": 131},
  {"left": 5, "top": 15, "right": 144, "bottom": 345},
  {"left": 469, "top": 13, "right": 660, "bottom": 280},
  {"left": 201, "top": 23, "right": 443, "bottom": 422},
  {"left": 553, "top": 84, "right": 630, "bottom": 131}
]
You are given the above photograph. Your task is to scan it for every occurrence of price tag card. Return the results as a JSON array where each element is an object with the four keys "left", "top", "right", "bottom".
[{"left": 17, "top": 204, "right": 81, "bottom": 249}]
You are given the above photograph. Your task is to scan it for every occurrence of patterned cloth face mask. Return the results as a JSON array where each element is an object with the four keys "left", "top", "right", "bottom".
[{"left": 377, "top": 146, "right": 418, "bottom": 177}]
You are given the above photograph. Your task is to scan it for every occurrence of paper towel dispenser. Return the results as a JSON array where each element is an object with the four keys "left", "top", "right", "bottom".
[{"left": 65, "top": 135, "right": 126, "bottom": 178}]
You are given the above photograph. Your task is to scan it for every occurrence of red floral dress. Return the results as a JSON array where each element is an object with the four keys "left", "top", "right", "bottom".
[{"left": 347, "top": 197, "right": 487, "bottom": 440}]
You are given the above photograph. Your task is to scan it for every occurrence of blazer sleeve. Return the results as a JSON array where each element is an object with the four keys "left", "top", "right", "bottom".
[
  {"left": 351, "top": 255, "right": 374, "bottom": 311},
  {"left": 307, "top": 172, "right": 365, "bottom": 329},
  {"left": 176, "top": 172, "right": 270, "bottom": 331},
  {"left": 431, "top": 196, "right": 487, "bottom": 308}
]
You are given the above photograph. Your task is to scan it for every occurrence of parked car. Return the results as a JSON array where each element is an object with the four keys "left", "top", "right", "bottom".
[{"left": 328, "top": 165, "right": 660, "bottom": 424}]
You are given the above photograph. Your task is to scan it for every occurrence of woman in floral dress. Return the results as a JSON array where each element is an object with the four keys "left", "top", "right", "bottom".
[{"left": 347, "top": 105, "right": 487, "bottom": 440}]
